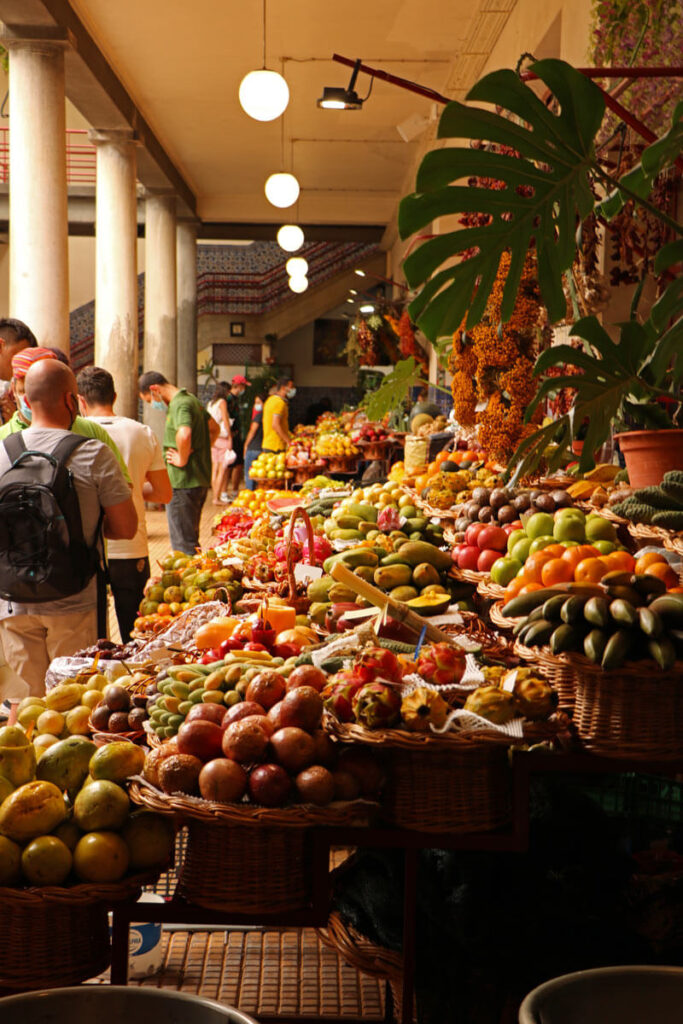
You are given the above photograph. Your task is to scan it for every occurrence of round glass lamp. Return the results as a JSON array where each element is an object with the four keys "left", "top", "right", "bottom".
[
  {"left": 238, "top": 70, "right": 289, "bottom": 122},
  {"left": 286, "top": 256, "right": 308, "bottom": 277},
  {"left": 288, "top": 274, "right": 309, "bottom": 294},
  {"left": 265, "top": 172, "right": 300, "bottom": 208},
  {"left": 277, "top": 224, "right": 304, "bottom": 252}
]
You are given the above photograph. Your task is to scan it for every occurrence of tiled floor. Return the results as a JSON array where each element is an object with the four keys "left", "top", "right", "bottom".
[{"left": 103, "top": 504, "right": 389, "bottom": 1021}]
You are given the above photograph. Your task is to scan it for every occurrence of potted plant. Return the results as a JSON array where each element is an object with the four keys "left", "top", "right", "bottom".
[{"left": 397, "top": 58, "right": 682, "bottom": 486}]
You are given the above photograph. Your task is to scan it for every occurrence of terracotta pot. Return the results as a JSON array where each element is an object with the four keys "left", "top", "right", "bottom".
[{"left": 617, "top": 429, "right": 683, "bottom": 488}]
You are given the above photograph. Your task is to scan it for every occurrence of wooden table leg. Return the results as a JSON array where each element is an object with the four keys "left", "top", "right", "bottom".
[{"left": 110, "top": 906, "right": 130, "bottom": 984}]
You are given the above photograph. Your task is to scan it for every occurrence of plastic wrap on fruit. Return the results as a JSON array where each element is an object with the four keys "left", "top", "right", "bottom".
[
  {"left": 352, "top": 681, "right": 401, "bottom": 729},
  {"left": 322, "top": 671, "right": 364, "bottom": 722},
  {"left": 416, "top": 642, "right": 466, "bottom": 687},
  {"left": 356, "top": 646, "right": 403, "bottom": 684},
  {"left": 401, "top": 687, "right": 448, "bottom": 732},
  {"left": 505, "top": 669, "right": 557, "bottom": 721},
  {"left": 377, "top": 505, "right": 402, "bottom": 532},
  {"left": 463, "top": 686, "right": 516, "bottom": 724}
]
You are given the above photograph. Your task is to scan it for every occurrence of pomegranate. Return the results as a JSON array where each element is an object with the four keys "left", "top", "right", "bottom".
[
  {"left": 295, "top": 766, "right": 335, "bottom": 806},
  {"left": 248, "top": 764, "right": 291, "bottom": 807},
  {"left": 222, "top": 701, "right": 267, "bottom": 727},
  {"left": 177, "top": 719, "right": 225, "bottom": 762}
]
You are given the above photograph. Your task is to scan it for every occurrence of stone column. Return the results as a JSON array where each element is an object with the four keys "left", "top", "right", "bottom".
[
  {"left": 143, "top": 191, "right": 177, "bottom": 433},
  {"left": 7, "top": 41, "right": 69, "bottom": 352},
  {"left": 176, "top": 220, "right": 198, "bottom": 395},
  {"left": 90, "top": 129, "right": 139, "bottom": 419}
]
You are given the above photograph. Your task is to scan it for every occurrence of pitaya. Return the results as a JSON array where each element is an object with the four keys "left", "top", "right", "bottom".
[
  {"left": 463, "top": 686, "right": 516, "bottom": 724},
  {"left": 377, "top": 505, "right": 402, "bottom": 532},
  {"left": 417, "top": 643, "right": 466, "bottom": 687},
  {"left": 353, "top": 681, "right": 401, "bottom": 729},
  {"left": 322, "top": 670, "right": 364, "bottom": 722},
  {"left": 505, "top": 668, "right": 557, "bottom": 721},
  {"left": 303, "top": 534, "right": 333, "bottom": 562},
  {"left": 401, "top": 687, "right": 448, "bottom": 732},
  {"left": 356, "top": 646, "right": 403, "bottom": 684},
  {"left": 274, "top": 539, "right": 302, "bottom": 563}
]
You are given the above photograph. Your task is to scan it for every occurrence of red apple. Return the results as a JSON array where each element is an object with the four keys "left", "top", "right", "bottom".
[
  {"left": 243, "top": 641, "right": 268, "bottom": 652},
  {"left": 177, "top": 719, "right": 225, "bottom": 762},
  {"left": 457, "top": 545, "right": 481, "bottom": 571},
  {"left": 248, "top": 764, "right": 291, "bottom": 807},
  {"left": 272, "top": 642, "right": 302, "bottom": 659},
  {"left": 451, "top": 544, "right": 462, "bottom": 562},
  {"left": 476, "top": 525, "right": 508, "bottom": 551},
  {"left": 476, "top": 548, "right": 500, "bottom": 572},
  {"left": 219, "top": 637, "right": 245, "bottom": 656},
  {"left": 464, "top": 522, "right": 488, "bottom": 546},
  {"left": 201, "top": 648, "right": 222, "bottom": 664}
]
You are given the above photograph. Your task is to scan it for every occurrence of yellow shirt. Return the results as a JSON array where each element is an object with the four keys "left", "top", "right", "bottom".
[{"left": 262, "top": 394, "right": 288, "bottom": 451}]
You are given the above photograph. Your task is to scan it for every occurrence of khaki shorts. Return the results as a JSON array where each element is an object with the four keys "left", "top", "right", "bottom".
[{"left": 0, "top": 609, "right": 98, "bottom": 698}]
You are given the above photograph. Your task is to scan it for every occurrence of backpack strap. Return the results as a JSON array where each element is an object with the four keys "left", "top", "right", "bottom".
[
  {"left": 2, "top": 431, "right": 27, "bottom": 463},
  {"left": 51, "top": 432, "right": 90, "bottom": 467}
]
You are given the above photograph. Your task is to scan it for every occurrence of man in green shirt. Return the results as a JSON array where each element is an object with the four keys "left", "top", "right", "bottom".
[
  {"left": 139, "top": 371, "right": 218, "bottom": 555},
  {"left": 0, "top": 347, "right": 132, "bottom": 484}
]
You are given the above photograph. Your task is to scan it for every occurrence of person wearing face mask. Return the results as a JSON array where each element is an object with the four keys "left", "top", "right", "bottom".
[
  {"left": 0, "top": 360, "right": 137, "bottom": 701},
  {"left": 0, "top": 347, "right": 132, "bottom": 485},
  {"left": 0, "top": 318, "right": 37, "bottom": 425},
  {"left": 224, "top": 374, "right": 248, "bottom": 496},
  {"left": 261, "top": 376, "right": 295, "bottom": 456},
  {"left": 139, "top": 371, "right": 218, "bottom": 555}
]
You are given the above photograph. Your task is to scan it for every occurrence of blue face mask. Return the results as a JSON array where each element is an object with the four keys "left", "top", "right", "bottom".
[
  {"left": 18, "top": 394, "right": 32, "bottom": 422},
  {"left": 151, "top": 399, "right": 166, "bottom": 412}
]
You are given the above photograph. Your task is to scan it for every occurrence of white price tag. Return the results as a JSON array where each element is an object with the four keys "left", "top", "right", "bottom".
[
  {"left": 294, "top": 563, "right": 324, "bottom": 585},
  {"left": 502, "top": 668, "right": 517, "bottom": 693}
]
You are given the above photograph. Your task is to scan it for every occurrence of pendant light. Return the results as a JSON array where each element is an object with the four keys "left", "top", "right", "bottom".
[
  {"left": 265, "top": 171, "right": 299, "bottom": 208},
  {"left": 238, "top": 0, "right": 289, "bottom": 122},
  {"left": 285, "top": 256, "right": 308, "bottom": 277},
  {"left": 288, "top": 275, "right": 309, "bottom": 293},
  {"left": 277, "top": 224, "right": 304, "bottom": 252}
]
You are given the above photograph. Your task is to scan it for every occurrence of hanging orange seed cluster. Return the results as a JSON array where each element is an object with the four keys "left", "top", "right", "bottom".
[{"left": 450, "top": 252, "right": 545, "bottom": 462}]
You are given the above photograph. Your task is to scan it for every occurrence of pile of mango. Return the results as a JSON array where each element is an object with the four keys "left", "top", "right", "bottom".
[
  {"left": 135, "top": 549, "right": 242, "bottom": 632},
  {"left": 0, "top": 729, "right": 173, "bottom": 887}
]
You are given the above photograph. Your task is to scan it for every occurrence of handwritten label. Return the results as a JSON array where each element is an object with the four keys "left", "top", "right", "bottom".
[{"left": 293, "top": 563, "right": 324, "bottom": 585}]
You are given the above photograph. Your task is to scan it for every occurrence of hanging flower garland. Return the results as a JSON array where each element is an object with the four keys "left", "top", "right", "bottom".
[
  {"left": 450, "top": 252, "right": 548, "bottom": 463},
  {"left": 347, "top": 306, "right": 428, "bottom": 371}
]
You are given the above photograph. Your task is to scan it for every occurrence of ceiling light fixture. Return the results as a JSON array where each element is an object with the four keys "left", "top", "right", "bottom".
[
  {"left": 265, "top": 172, "right": 300, "bottom": 208},
  {"left": 317, "top": 59, "right": 371, "bottom": 110},
  {"left": 288, "top": 275, "right": 309, "bottom": 294},
  {"left": 354, "top": 269, "right": 366, "bottom": 277},
  {"left": 238, "top": 1, "right": 289, "bottom": 121},
  {"left": 277, "top": 224, "right": 304, "bottom": 252},
  {"left": 346, "top": 298, "right": 355, "bottom": 304},
  {"left": 286, "top": 256, "right": 308, "bottom": 277},
  {"left": 359, "top": 304, "right": 375, "bottom": 313},
  {"left": 349, "top": 289, "right": 357, "bottom": 295}
]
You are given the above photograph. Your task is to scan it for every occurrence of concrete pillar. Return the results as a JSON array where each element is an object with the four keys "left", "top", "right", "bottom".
[
  {"left": 7, "top": 41, "right": 69, "bottom": 352},
  {"left": 176, "top": 220, "right": 198, "bottom": 395},
  {"left": 90, "top": 129, "right": 139, "bottom": 419},
  {"left": 143, "top": 192, "right": 177, "bottom": 434}
]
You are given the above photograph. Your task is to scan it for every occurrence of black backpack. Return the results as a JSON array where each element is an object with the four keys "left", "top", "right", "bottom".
[{"left": 0, "top": 432, "right": 101, "bottom": 603}]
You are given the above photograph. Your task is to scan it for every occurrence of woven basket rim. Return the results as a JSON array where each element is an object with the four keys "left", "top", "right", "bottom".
[
  {"left": 317, "top": 910, "right": 403, "bottom": 981},
  {"left": 129, "top": 778, "right": 378, "bottom": 827},
  {"left": 489, "top": 600, "right": 521, "bottom": 630},
  {"left": 0, "top": 870, "right": 157, "bottom": 906},
  {"left": 477, "top": 579, "right": 506, "bottom": 600}
]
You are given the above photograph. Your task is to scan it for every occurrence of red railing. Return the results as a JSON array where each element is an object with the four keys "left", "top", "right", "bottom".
[{"left": 0, "top": 127, "right": 96, "bottom": 185}]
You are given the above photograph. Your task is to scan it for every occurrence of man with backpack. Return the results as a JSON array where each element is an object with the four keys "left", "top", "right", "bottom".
[{"left": 0, "top": 359, "right": 137, "bottom": 697}]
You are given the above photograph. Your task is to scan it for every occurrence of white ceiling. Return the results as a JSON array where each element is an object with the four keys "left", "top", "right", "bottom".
[{"left": 66, "top": 0, "right": 508, "bottom": 230}]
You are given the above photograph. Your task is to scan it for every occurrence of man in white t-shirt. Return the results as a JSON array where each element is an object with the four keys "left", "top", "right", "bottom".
[{"left": 77, "top": 366, "right": 172, "bottom": 642}]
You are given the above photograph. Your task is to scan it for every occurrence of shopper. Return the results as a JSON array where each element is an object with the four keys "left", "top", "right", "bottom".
[
  {"left": 139, "top": 371, "right": 218, "bottom": 555},
  {"left": 243, "top": 387, "right": 266, "bottom": 490},
  {"left": 0, "top": 360, "right": 136, "bottom": 698},
  {"left": 207, "top": 381, "right": 234, "bottom": 505},
  {"left": 77, "top": 366, "right": 172, "bottom": 642},
  {"left": 225, "top": 374, "right": 248, "bottom": 494},
  {"left": 262, "top": 376, "right": 295, "bottom": 454},
  {"left": 0, "top": 318, "right": 36, "bottom": 424}
]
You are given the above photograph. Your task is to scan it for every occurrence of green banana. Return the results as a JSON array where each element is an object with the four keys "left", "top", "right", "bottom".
[
  {"left": 550, "top": 624, "right": 582, "bottom": 655},
  {"left": 609, "top": 599, "right": 638, "bottom": 628},
  {"left": 522, "top": 619, "right": 556, "bottom": 647},
  {"left": 638, "top": 606, "right": 663, "bottom": 639},
  {"left": 601, "top": 629, "right": 633, "bottom": 670},
  {"left": 502, "top": 588, "right": 561, "bottom": 618},
  {"left": 542, "top": 595, "right": 568, "bottom": 622},
  {"left": 584, "top": 596, "right": 610, "bottom": 628},
  {"left": 648, "top": 594, "right": 683, "bottom": 626},
  {"left": 648, "top": 638, "right": 677, "bottom": 671},
  {"left": 584, "top": 629, "right": 608, "bottom": 664},
  {"left": 560, "top": 595, "right": 587, "bottom": 624}
]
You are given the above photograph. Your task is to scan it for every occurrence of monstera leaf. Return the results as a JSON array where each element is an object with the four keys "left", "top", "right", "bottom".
[
  {"left": 363, "top": 357, "right": 424, "bottom": 422},
  {"left": 399, "top": 59, "right": 605, "bottom": 338}
]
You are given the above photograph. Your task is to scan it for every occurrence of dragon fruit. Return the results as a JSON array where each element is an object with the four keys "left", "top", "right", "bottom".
[
  {"left": 464, "top": 686, "right": 516, "bottom": 724},
  {"left": 401, "top": 687, "right": 448, "bottom": 732},
  {"left": 352, "top": 681, "right": 401, "bottom": 729},
  {"left": 505, "top": 668, "right": 557, "bottom": 721},
  {"left": 303, "top": 534, "right": 333, "bottom": 562},
  {"left": 355, "top": 646, "right": 403, "bottom": 684},
  {"left": 322, "top": 670, "right": 364, "bottom": 722},
  {"left": 377, "top": 505, "right": 402, "bottom": 532},
  {"left": 274, "top": 538, "right": 302, "bottom": 563},
  {"left": 416, "top": 643, "right": 466, "bottom": 687}
]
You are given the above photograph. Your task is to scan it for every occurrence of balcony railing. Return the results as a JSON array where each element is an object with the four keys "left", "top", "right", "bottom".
[{"left": 0, "top": 128, "right": 96, "bottom": 185}]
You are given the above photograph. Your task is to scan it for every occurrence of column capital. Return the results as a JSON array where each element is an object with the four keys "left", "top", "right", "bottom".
[
  {"left": 88, "top": 127, "right": 137, "bottom": 148},
  {"left": 140, "top": 186, "right": 177, "bottom": 203},
  {"left": 0, "top": 23, "right": 71, "bottom": 52}
]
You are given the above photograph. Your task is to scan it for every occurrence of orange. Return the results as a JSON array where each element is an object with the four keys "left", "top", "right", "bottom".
[
  {"left": 573, "top": 544, "right": 602, "bottom": 561},
  {"left": 634, "top": 552, "right": 667, "bottom": 575},
  {"left": 504, "top": 577, "right": 527, "bottom": 601},
  {"left": 541, "top": 558, "right": 575, "bottom": 586},
  {"left": 542, "top": 544, "right": 567, "bottom": 558},
  {"left": 415, "top": 474, "right": 428, "bottom": 492},
  {"left": 644, "top": 562, "right": 679, "bottom": 589},
  {"left": 519, "top": 582, "right": 543, "bottom": 594},
  {"left": 435, "top": 450, "right": 449, "bottom": 465},
  {"left": 427, "top": 463, "right": 439, "bottom": 478},
  {"left": 574, "top": 557, "right": 609, "bottom": 583},
  {"left": 561, "top": 547, "right": 587, "bottom": 572},
  {"left": 603, "top": 550, "right": 635, "bottom": 572}
]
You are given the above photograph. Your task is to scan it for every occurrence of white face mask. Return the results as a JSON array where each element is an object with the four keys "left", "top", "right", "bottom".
[{"left": 287, "top": 387, "right": 296, "bottom": 399}]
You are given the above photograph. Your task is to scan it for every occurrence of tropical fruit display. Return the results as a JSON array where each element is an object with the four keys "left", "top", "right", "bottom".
[
  {"left": 249, "top": 450, "right": 289, "bottom": 481},
  {"left": 134, "top": 548, "right": 243, "bottom": 633},
  {"left": 0, "top": 727, "right": 173, "bottom": 887}
]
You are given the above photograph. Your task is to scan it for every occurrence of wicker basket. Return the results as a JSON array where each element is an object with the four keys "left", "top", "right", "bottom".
[
  {"left": 627, "top": 520, "right": 683, "bottom": 562},
  {"left": 318, "top": 911, "right": 411, "bottom": 1023},
  {"left": 513, "top": 638, "right": 579, "bottom": 713},
  {"left": 250, "top": 476, "right": 290, "bottom": 490},
  {"left": 325, "top": 455, "right": 360, "bottom": 475},
  {"left": 488, "top": 600, "right": 520, "bottom": 635},
  {"left": 0, "top": 873, "right": 152, "bottom": 992},
  {"left": 476, "top": 579, "right": 506, "bottom": 602},
  {"left": 570, "top": 656, "right": 683, "bottom": 759},
  {"left": 359, "top": 440, "right": 392, "bottom": 461},
  {"left": 129, "top": 780, "right": 377, "bottom": 913},
  {"left": 323, "top": 718, "right": 513, "bottom": 833}
]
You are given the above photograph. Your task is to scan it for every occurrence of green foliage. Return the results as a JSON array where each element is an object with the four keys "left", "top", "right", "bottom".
[{"left": 362, "top": 358, "right": 424, "bottom": 422}]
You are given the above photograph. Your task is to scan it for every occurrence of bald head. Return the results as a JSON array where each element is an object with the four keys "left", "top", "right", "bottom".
[{"left": 24, "top": 360, "right": 79, "bottom": 429}]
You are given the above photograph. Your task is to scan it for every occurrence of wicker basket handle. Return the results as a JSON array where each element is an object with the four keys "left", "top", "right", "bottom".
[{"left": 285, "top": 506, "right": 316, "bottom": 601}]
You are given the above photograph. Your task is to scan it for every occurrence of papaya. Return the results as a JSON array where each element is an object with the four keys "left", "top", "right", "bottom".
[
  {"left": 390, "top": 586, "right": 419, "bottom": 602},
  {"left": 0, "top": 781, "right": 66, "bottom": 842},
  {"left": 374, "top": 565, "right": 413, "bottom": 590},
  {"left": 0, "top": 726, "right": 36, "bottom": 787},
  {"left": 411, "top": 563, "right": 441, "bottom": 589},
  {"left": 405, "top": 517, "right": 428, "bottom": 532},
  {"left": 339, "top": 549, "right": 379, "bottom": 569},
  {"left": 36, "top": 735, "right": 97, "bottom": 794},
  {"left": 45, "top": 683, "right": 84, "bottom": 713},
  {"left": 307, "top": 575, "right": 333, "bottom": 603},
  {"left": 335, "top": 514, "right": 362, "bottom": 530},
  {"left": 329, "top": 583, "right": 359, "bottom": 603},
  {"left": 396, "top": 541, "right": 452, "bottom": 571},
  {"left": 345, "top": 503, "right": 378, "bottom": 523},
  {"left": 381, "top": 552, "right": 411, "bottom": 567},
  {"left": 358, "top": 520, "right": 376, "bottom": 536},
  {"left": 406, "top": 593, "right": 451, "bottom": 616},
  {"left": 328, "top": 528, "right": 363, "bottom": 541},
  {"left": 353, "top": 565, "right": 376, "bottom": 582},
  {"left": 89, "top": 741, "right": 145, "bottom": 784}
]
